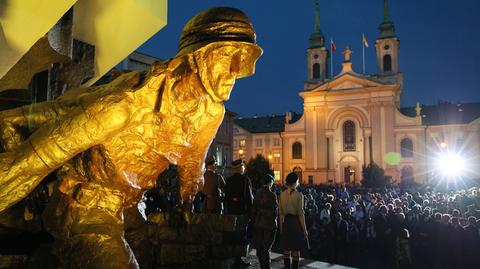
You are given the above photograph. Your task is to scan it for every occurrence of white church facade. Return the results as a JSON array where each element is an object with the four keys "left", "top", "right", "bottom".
[{"left": 233, "top": 0, "right": 480, "bottom": 185}]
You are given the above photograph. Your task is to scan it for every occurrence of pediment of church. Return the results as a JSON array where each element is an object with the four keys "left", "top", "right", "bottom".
[
  {"left": 331, "top": 80, "right": 365, "bottom": 90},
  {"left": 311, "top": 73, "right": 386, "bottom": 92}
]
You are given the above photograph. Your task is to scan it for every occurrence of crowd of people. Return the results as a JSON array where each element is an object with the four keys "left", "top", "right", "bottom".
[
  {"left": 146, "top": 157, "right": 480, "bottom": 269},
  {"left": 287, "top": 184, "right": 480, "bottom": 268}
]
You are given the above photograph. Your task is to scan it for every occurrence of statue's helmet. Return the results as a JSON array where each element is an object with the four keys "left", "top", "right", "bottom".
[{"left": 177, "top": 7, "right": 262, "bottom": 78}]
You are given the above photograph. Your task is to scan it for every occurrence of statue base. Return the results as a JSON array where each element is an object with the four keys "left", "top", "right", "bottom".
[
  {"left": 0, "top": 210, "right": 249, "bottom": 269},
  {"left": 143, "top": 212, "right": 249, "bottom": 269}
]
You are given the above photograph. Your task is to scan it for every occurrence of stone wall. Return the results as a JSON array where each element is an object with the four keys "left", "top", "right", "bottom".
[{"left": 144, "top": 212, "right": 249, "bottom": 269}]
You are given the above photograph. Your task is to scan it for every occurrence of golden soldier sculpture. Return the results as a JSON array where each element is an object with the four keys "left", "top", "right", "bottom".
[{"left": 0, "top": 7, "right": 262, "bottom": 268}]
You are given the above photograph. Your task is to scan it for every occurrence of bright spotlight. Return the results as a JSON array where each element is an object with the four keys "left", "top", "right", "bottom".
[{"left": 436, "top": 153, "right": 465, "bottom": 178}]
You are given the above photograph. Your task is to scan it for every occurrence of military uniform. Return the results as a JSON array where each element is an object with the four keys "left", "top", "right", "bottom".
[
  {"left": 203, "top": 169, "right": 225, "bottom": 214},
  {"left": 225, "top": 159, "right": 254, "bottom": 269},
  {"left": 224, "top": 172, "right": 253, "bottom": 215},
  {"left": 252, "top": 184, "right": 278, "bottom": 269}
]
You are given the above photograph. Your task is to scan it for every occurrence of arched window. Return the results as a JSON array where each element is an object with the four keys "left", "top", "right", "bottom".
[
  {"left": 343, "top": 120, "right": 356, "bottom": 152},
  {"left": 401, "top": 166, "right": 414, "bottom": 183},
  {"left": 400, "top": 138, "right": 414, "bottom": 158},
  {"left": 383, "top": 54, "right": 392, "bottom": 72},
  {"left": 312, "top": 63, "right": 320, "bottom": 79},
  {"left": 292, "top": 142, "right": 302, "bottom": 159}
]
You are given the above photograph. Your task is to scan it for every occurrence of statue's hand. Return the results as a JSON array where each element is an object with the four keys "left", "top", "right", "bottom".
[{"left": 0, "top": 113, "right": 26, "bottom": 152}]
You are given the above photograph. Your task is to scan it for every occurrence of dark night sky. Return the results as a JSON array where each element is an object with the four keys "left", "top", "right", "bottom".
[{"left": 138, "top": 0, "right": 480, "bottom": 117}]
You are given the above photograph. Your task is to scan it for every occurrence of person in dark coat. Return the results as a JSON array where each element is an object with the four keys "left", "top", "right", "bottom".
[
  {"left": 252, "top": 174, "right": 278, "bottom": 269},
  {"left": 317, "top": 217, "right": 334, "bottom": 262},
  {"left": 225, "top": 159, "right": 254, "bottom": 268},
  {"left": 332, "top": 212, "right": 349, "bottom": 265},
  {"left": 202, "top": 155, "right": 225, "bottom": 214},
  {"left": 463, "top": 216, "right": 480, "bottom": 268},
  {"left": 374, "top": 205, "right": 392, "bottom": 266},
  {"left": 225, "top": 159, "right": 253, "bottom": 215}
]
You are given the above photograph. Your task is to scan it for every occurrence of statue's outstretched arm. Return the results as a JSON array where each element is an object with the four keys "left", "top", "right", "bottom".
[
  {"left": 0, "top": 96, "right": 130, "bottom": 212},
  {"left": 0, "top": 88, "right": 91, "bottom": 151}
]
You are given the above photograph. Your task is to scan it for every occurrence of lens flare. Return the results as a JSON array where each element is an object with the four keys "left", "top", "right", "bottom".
[{"left": 436, "top": 153, "right": 465, "bottom": 177}]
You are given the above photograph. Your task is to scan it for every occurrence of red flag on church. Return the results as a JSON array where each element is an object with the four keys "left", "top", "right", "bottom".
[{"left": 330, "top": 38, "right": 337, "bottom": 52}]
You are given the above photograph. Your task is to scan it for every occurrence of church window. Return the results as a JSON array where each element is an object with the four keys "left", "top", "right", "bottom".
[
  {"left": 383, "top": 54, "right": 392, "bottom": 72},
  {"left": 273, "top": 138, "right": 280, "bottom": 147},
  {"left": 400, "top": 138, "right": 413, "bottom": 158},
  {"left": 292, "top": 142, "right": 302, "bottom": 159},
  {"left": 343, "top": 120, "right": 356, "bottom": 152},
  {"left": 313, "top": 63, "right": 320, "bottom": 79}
]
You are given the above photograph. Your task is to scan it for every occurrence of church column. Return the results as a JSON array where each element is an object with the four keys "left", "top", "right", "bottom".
[
  {"left": 370, "top": 102, "right": 383, "bottom": 166},
  {"left": 317, "top": 107, "right": 327, "bottom": 169},
  {"left": 327, "top": 133, "right": 335, "bottom": 181},
  {"left": 305, "top": 106, "right": 316, "bottom": 171},
  {"left": 364, "top": 129, "right": 372, "bottom": 165},
  {"left": 362, "top": 129, "right": 368, "bottom": 168},
  {"left": 384, "top": 102, "right": 397, "bottom": 178}
]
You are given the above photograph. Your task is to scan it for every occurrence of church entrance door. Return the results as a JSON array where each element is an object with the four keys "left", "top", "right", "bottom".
[{"left": 343, "top": 166, "right": 355, "bottom": 184}]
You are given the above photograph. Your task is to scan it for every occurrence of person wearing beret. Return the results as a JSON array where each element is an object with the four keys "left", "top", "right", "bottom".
[
  {"left": 279, "top": 172, "right": 308, "bottom": 269},
  {"left": 225, "top": 159, "right": 254, "bottom": 268},
  {"left": 252, "top": 173, "right": 278, "bottom": 269},
  {"left": 203, "top": 155, "right": 226, "bottom": 214}
]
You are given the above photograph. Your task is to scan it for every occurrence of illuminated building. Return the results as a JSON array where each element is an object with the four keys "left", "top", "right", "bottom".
[{"left": 233, "top": 1, "right": 480, "bottom": 184}]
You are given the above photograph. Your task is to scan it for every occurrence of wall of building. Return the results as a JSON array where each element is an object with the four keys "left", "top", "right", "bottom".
[{"left": 208, "top": 110, "right": 235, "bottom": 172}]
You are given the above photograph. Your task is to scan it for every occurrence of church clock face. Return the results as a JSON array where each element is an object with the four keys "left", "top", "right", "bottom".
[{"left": 384, "top": 45, "right": 390, "bottom": 50}]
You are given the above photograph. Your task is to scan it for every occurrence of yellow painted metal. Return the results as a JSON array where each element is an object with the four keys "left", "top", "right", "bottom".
[
  {"left": 0, "top": 0, "right": 167, "bottom": 89},
  {"left": 0, "top": 7, "right": 261, "bottom": 266},
  {"left": 72, "top": 0, "right": 168, "bottom": 85},
  {"left": 0, "top": 0, "right": 78, "bottom": 81}
]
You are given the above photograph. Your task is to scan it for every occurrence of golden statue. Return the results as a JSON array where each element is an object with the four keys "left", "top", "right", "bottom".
[
  {"left": 342, "top": 46, "right": 352, "bottom": 62},
  {"left": 0, "top": 7, "right": 262, "bottom": 268}
]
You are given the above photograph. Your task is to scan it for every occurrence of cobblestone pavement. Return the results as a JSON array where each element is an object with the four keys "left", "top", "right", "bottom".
[{"left": 245, "top": 251, "right": 357, "bottom": 269}]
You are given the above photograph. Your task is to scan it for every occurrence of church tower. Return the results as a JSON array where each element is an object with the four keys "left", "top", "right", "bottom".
[
  {"left": 375, "top": 0, "right": 399, "bottom": 75},
  {"left": 306, "top": 0, "right": 328, "bottom": 84}
]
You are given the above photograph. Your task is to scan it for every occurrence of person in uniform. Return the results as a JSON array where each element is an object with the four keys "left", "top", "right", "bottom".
[
  {"left": 225, "top": 159, "right": 253, "bottom": 268},
  {"left": 252, "top": 173, "right": 278, "bottom": 269},
  {"left": 279, "top": 172, "right": 308, "bottom": 269},
  {"left": 225, "top": 159, "right": 253, "bottom": 215},
  {"left": 203, "top": 155, "right": 225, "bottom": 214}
]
